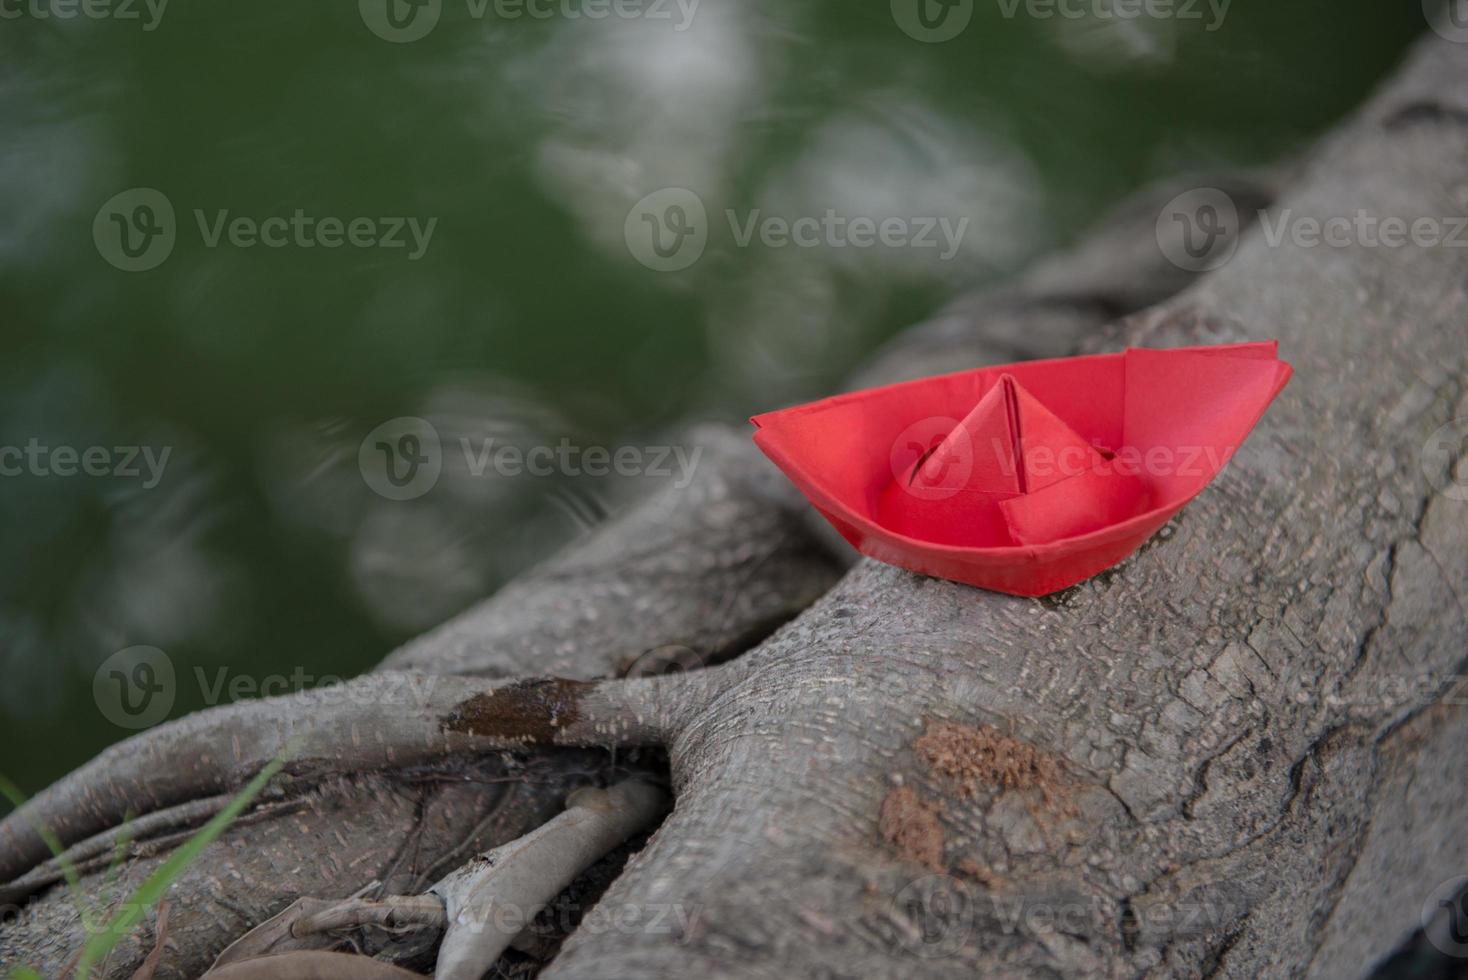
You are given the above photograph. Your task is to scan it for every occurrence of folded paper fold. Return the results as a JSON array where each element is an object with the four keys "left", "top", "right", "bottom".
[{"left": 751, "top": 341, "right": 1292, "bottom": 596}]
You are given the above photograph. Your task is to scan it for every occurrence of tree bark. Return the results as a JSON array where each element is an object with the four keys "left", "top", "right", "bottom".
[{"left": 3, "top": 33, "right": 1467, "bottom": 980}]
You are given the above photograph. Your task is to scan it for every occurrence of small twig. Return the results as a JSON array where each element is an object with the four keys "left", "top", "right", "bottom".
[
  {"left": 205, "top": 950, "right": 427, "bottom": 979},
  {"left": 294, "top": 894, "right": 446, "bottom": 936},
  {"left": 128, "top": 899, "right": 170, "bottom": 980}
]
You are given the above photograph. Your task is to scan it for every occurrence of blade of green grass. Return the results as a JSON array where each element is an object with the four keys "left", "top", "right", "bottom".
[{"left": 73, "top": 751, "right": 293, "bottom": 978}]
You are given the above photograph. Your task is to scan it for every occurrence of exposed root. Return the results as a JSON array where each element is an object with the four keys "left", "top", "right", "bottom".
[
  {"left": 207, "top": 779, "right": 668, "bottom": 980},
  {"left": 0, "top": 794, "right": 309, "bottom": 905},
  {"left": 295, "top": 894, "right": 446, "bottom": 936},
  {"left": 210, "top": 892, "right": 447, "bottom": 969},
  {"left": 431, "top": 779, "right": 669, "bottom": 980},
  {"left": 0, "top": 671, "right": 710, "bottom": 887}
]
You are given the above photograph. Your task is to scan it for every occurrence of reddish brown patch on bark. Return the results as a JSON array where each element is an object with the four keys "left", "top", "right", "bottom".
[
  {"left": 442, "top": 678, "right": 590, "bottom": 743},
  {"left": 879, "top": 786, "right": 945, "bottom": 871},
  {"left": 956, "top": 858, "right": 1003, "bottom": 888},
  {"left": 915, "top": 720, "right": 1070, "bottom": 809}
]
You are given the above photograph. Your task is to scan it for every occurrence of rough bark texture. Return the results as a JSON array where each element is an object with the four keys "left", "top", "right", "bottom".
[{"left": 3, "top": 34, "right": 1467, "bottom": 980}]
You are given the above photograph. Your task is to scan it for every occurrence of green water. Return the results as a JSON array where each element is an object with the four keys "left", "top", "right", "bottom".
[{"left": 0, "top": 1, "right": 1425, "bottom": 795}]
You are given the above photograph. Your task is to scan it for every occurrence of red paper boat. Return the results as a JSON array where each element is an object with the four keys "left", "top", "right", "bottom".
[{"left": 751, "top": 341, "right": 1292, "bottom": 596}]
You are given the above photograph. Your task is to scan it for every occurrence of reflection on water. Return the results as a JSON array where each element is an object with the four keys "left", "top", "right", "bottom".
[
  {"left": 707, "top": 97, "right": 1041, "bottom": 403},
  {"left": 0, "top": 0, "right": 1423, "bottom": 791},
  {"left": 1050, "top": 5, "right": 1181, "bottom": 70},
  {"left": 506, "top": 1, "right": 770, "bottom": 256}
]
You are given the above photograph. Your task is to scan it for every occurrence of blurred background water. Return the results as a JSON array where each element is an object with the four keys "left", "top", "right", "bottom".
[{"left": 0, "top": 0, "right": 1426, "bottom": 795}]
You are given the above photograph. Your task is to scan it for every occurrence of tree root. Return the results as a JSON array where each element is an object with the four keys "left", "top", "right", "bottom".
[
  {"left": 0, "top": 793, "right": 311, "bottom": 905},
  {"left": 293, "top": 894, "right": 447, "bottom": 937},
  {"left": 0, "top": 671, "right": 709, "bottom": 888},
  {"left": 16, "top": 37, "right": 1468, "bottom": 980},
  {"left": 206, "top": 779, "right": 669, "bottom": 980}
]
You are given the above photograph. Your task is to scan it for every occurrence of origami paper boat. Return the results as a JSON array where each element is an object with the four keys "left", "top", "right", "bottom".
[{"left": 751, "top": 341, "right": 1292, "bottom": 596}]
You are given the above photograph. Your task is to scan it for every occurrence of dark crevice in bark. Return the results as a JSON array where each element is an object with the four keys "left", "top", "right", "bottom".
[
  {"left": 618, "top": 604, "right": 817, "bottom": 680},
  {"left": 1178, "top": 729, "right": 1251, "bottom": 822},
  {"left": 1200, "top": 924, "right": 1245, "bottom": 979},
  {"left": 1383, "top": 100, "right": 1468, "bottom": 129},
  {"left": 1118, "top": 898, "right": 1140, "bottom": 953}
]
